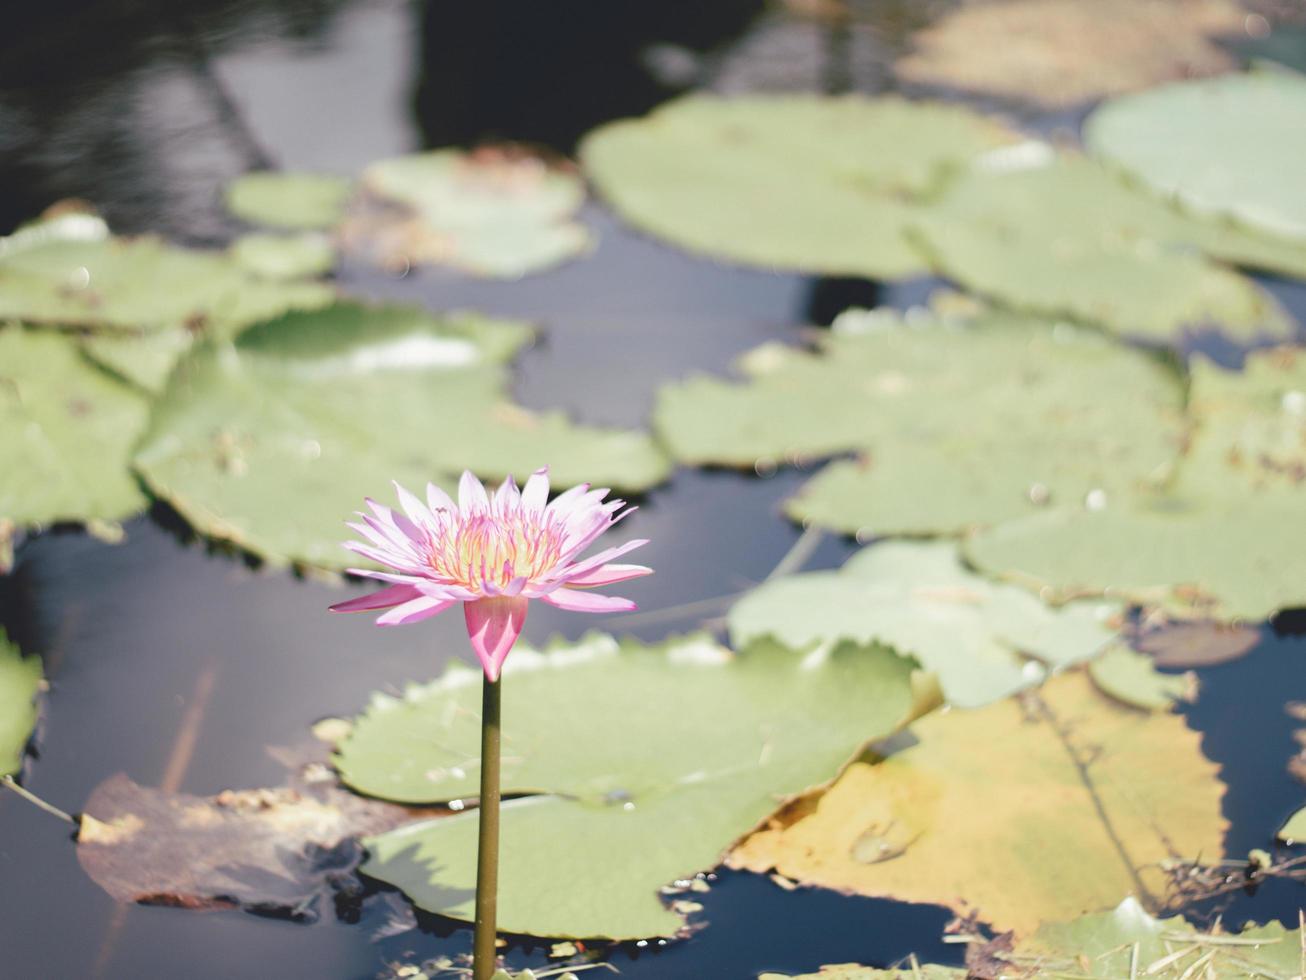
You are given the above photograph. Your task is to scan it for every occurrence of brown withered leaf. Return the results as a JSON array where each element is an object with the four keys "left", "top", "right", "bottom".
[
  {"left": 77, "top": 760, "right": 444, "bottom": 920},
  {"left": 895, "top": 0, "right": 1245, "bottom": 108}
]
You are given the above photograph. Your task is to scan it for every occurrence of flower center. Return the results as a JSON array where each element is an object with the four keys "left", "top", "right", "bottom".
[{"left": 426, "top": 509, "right": 564, "bottom": 590}]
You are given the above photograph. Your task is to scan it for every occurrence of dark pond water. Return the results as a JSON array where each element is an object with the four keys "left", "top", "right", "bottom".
[{"left": 2, "top": 2, "right": 1305, "bottom": 978}]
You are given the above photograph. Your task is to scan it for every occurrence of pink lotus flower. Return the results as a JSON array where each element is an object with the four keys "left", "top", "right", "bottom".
[{"left": 330, "top": 468, "right": 650, "bottom": 680}]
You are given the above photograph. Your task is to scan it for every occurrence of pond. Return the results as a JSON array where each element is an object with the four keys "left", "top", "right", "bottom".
[{"left": 2, "top": 1, "right": 1306, "bottom": 978}]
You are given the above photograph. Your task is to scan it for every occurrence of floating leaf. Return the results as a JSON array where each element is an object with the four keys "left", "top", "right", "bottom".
[
  {"left": 965, "top": 496, "right": 1305, "bottom": 622},
  {"left": 914, "top": 153, "right": 1298, "bottom": 344},
  {"left": 342, "top": 148, "right": 591, "bottom": 277},
  {"left": 730, "top": 672, "right": 1227, "bottom": 935},
  {"left": 0, "top": 234, "right": 333, "bottom": 334},
  {"left": 132, "top": 302, "right": 667, "bottom": 569},
  {"left": 347, "top": 633, "right": 922, "bottom": 939},
  {"left": 0, "top": 630, "right": 41, "bottom": 777},
  {"left": 0, "top": 326, "right": 149, "bottom": 567},
  {"left": 767, "top": 898, "right": 1301, "bottom": 979},
  {"left": 894, "top": 0, "right": 1243, "bottom": 108},
  {"left": 229, "top": 232, "right": 335, "bottom": 281},
  {"left": 654, "top": 306, "right": 1185, "bottom": 536},
  {"left": 1134, "top": 620, "right": 1261, "bottom": 667},
  {"left": 730, "top": 541, "right": 1119, "bottom": 708},
  {"left": 1022, "top": 897, "right": 1300, "bottom": 977},
  {"left": 581, "top": 95, "right": 1017, "bottom": 280},
  {"left": 762, "top": 968, "right": 960, "bottom": 980},
  {"left": 1087, "top": 644, "right": 1195, "bottom": 711},
  {"left": 1085, "top": 72, "right": 1306, "bottom": 243},
  {"left": 967, "top": 348, "right": 1306, "bottom": 621},
  {"left": 1279, "top": 805, "right": 1306, "bottom": 843},
  {"left": 77, "top": 766, "right": 439, "bottom": 918},
  {"left": 224, "top": 171, "right": 352, "bottom": 230},
  {"left": 1182, "top": 347, "right": 1306, "bottom": 492}
]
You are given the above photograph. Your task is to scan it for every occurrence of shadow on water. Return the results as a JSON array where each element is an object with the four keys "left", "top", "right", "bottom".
[{"left": 412, "top": 0, "right": 765, "bottom": 153}]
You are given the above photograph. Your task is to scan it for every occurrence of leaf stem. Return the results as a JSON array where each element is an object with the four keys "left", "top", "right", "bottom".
[
  {"left": 473, "top": 675, "right": 502, "bottom": 980},
  {"left": 0, "top": 775, "right": 76, "bottom": 825}
]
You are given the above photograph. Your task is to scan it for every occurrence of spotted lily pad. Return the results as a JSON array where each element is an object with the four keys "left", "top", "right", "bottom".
[
  {"left": 132, "top": 302, "right": 668, "bottom": 570},
  {"left": 224, "top": 171, "right": 352, "bottom": 230},
  {"left": 913, "top": 152, "right": 1299, "bottom": 344},
  {"left": 0, "top": 231, "right": 336, "bottom": 393},
  {"left": 0, "top": 234, "right": 333, "bottom": 334},
  {"left": 342, "top": 148, "right": 591, "bottom": 277},
  {"left": 967, "top": 348, "right": 1306, "bottom": 621},
  {"left": 1085, "top": 72, "right": 1306, "bottom": 243},
  {"left": 0, "top": 326, "right": 149, "bottom": 568},
  {"left": 0, "top": 630, "right": 41, "bottom": 777},
  {"left": 730, "top": 541, "right": 1119, "bottom": 708},
  {"left": 581, "top": 95, "right": 1017, "bottom": 280},
  {"left": 345, "top": 633, "right": 923, "bottom": 939},
  {"left": 731, "top": 673, "right": 1227, "bottom": 935},
  {"left": 894, "top": 0, "right": 1244, "bottom": 108},
  {"left": 654, "top": 306, "right": 1185, "bottom": 536}
]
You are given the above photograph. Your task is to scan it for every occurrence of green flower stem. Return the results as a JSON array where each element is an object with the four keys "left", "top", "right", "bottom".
[{"left": 473, "top": 675, "right": 502, "bottom": 980}]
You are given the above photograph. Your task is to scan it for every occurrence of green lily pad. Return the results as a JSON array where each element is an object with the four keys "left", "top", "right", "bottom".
[
  {"left": 913, "top": 152, "right": 1299, "bottom": 344},
  {"left": 1181, "top": 348, "right": 1306, "bottom": 493},
  {"left": 0, "top": 326, "right": 149, "bottom": 568},
  {"left": 1278, "top": 805, "right": 1306, "bottom": 843},
  {"left": 766, "top": 898, "right": 1301, "bottom": 979},
  {"left": 967, "top": 348, "right": 1306, "bottom": 621},
  {"left": 0, "top": 630, "right": 41, "bottom": 777},
  {"left": 581, "top": 95, "right": 1017, "bottom": 280},
  {"left": 965, "top": 495, "right": 1305, "bottom": 622},
  {"left": 1085, "top": 72, "right": 1306, "bottom": 243},
  {"left": 729, "top": 541, "right": 1119, "bottom": 708},
  {"left": 132, "top": 302, "right": 668, "bottom": 569},
  {"left": 348, "top": 632, "right": 921, "bottom": 939},
  {"left": 229, "top": 232, "right": 335, "bottom": 280},
  {"left": 1087, "top": 643, "right": 1196, "bottom": 711},
  {"left": 1024, "top": 897, "right": 1300, "bottom": 977},
  {"left": 224, "top": 171, "right": 352, "bottom": 230},
  {"left": 655, "top": 306, "right": 1185, "bottom": 536},
  {"left": 0, "top": 234, "right": 334, "bottom": 334},
  {"left": 343, "top": 148, "right": 591, "bottom": 278}
]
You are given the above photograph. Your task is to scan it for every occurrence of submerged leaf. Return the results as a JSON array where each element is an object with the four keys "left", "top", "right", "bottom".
[
  {"left": 0, "top": 630, "right": 41, "bottom": 777},
  {"left": 347, "top": 633, "right": 922, "bottom": 939},
  {"left": 224, "top": 171, "right": 352, "bottom": 230},
  {"left": 132, "top": 302, "right": 667, "bottom": 569},
  {"left": 914, "top": 153, "right": 1299, "bottom": 345},
  {"left": 0, "top": 326, "right": 149, "bottom": 564},
  {"left": 655, "top": 306, "right": 1185, "bottom": 536},
  {"left": 730, "top": 541, "right": 1119, "bottom": 708},
  {"left": 581, "top": 95, "right": 1017, "bottom": 279},
  {"left": 894, "top": 0, "right": 1244, "bottom": 108},
  {"left": 1133, "top": 621, "right": 1261, "bottom": 668},
  {"left": 342, "top": 147, "right": 591, "bottom": 277},
  {"left": 730, "top": 672, "right": 1227, "bottom": 935},
  {"left": 1085, "top": 72, "right": 1306, "bottom": 243}
]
